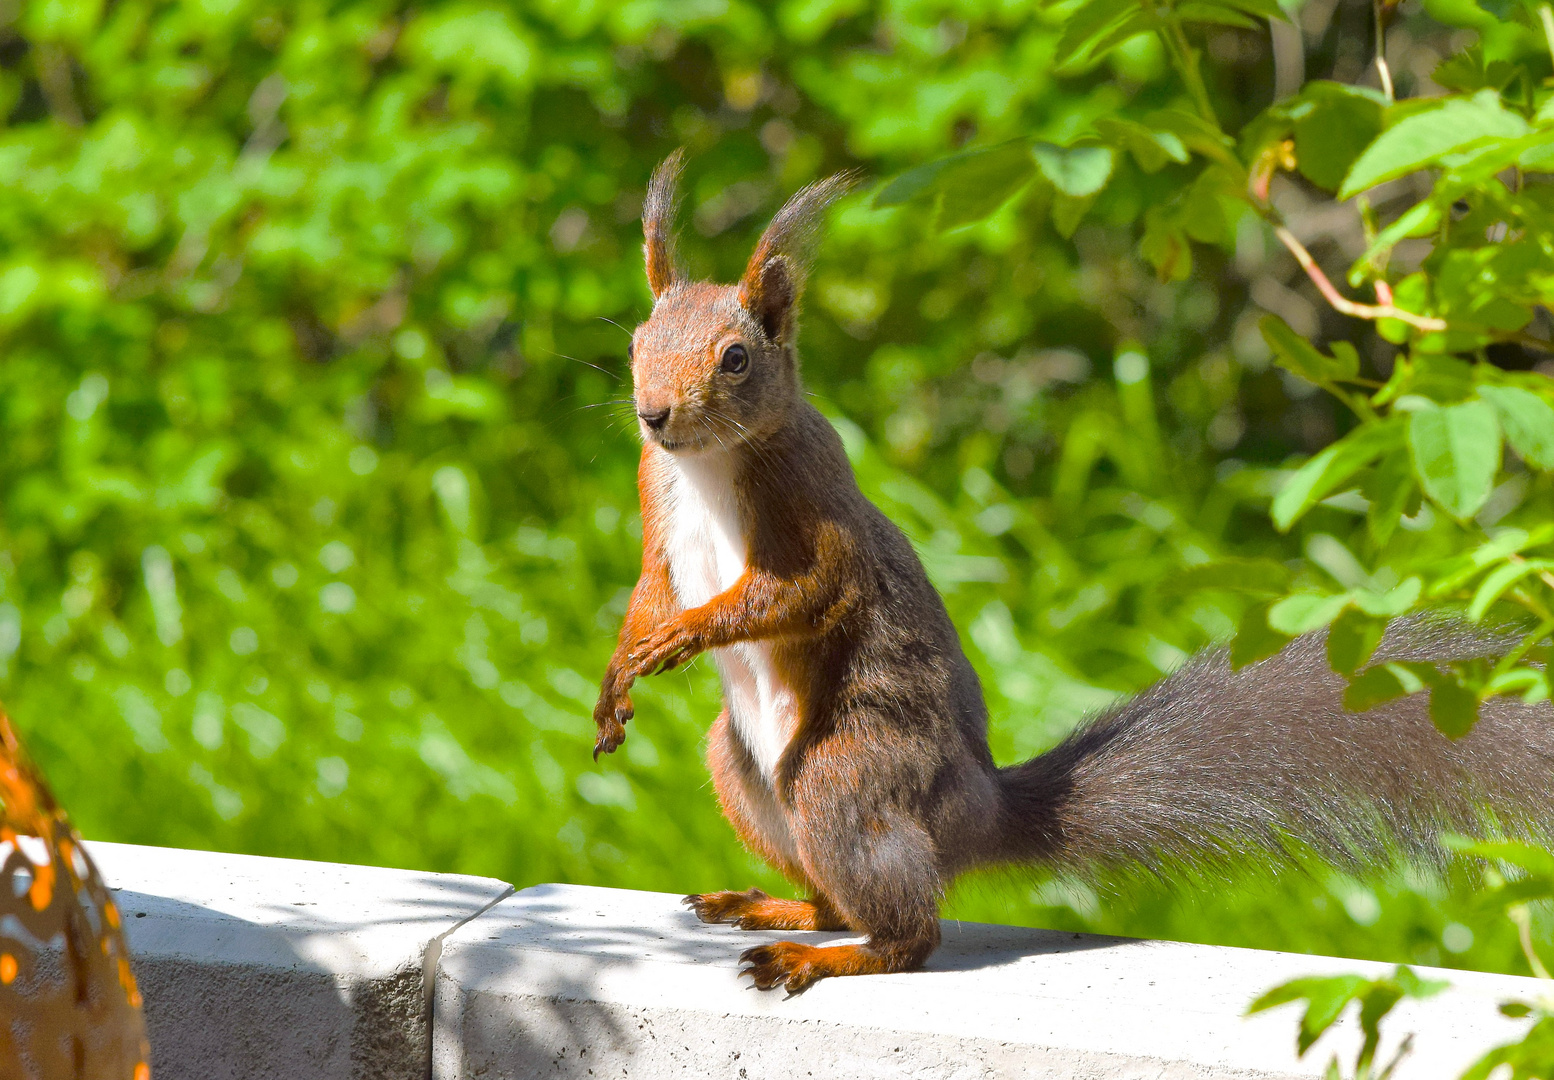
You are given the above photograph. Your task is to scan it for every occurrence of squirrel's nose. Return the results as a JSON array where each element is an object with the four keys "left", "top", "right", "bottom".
[{"left": 637, "top": 406, "right": 671, "bottom": 431}]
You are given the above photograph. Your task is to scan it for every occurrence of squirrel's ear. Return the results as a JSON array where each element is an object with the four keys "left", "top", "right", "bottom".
[
  {"left": 739, "top": 255, "right": 798, "bottom": 343},
  {"left": 643, "top": 150, "right": 686, "bottom": 299},
  {"left": 737, "top": 171, "right": 859, "bottom": 342}
]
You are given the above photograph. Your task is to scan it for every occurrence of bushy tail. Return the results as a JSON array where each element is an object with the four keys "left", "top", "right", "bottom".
[{"left": 997, "top": 621, "right": 1554, "bottom": 879}]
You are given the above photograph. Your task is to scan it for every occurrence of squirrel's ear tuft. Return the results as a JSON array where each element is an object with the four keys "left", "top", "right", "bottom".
[
  {"left": 738, "top": 171, "right": 860, "bottom": 341},
  {"left": 742, "top": 256, "right": 798, "bottom": 343},
  {"left": 643, "top": 149, "right": 686, "bottom": 299}
]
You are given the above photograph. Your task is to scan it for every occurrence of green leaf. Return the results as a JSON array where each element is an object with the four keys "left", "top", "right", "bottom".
[
  {"left": 1339, "top": 90, "right": 1532, "bottom": 198},
  {"left": 1144, "top": 108, "right": 1240, "bottom": 169},
  {"left": 1272, "top": 420, "right": 1406, "bottom": 531},
  {"left": 1140, "top": 208, "right": 1192, "bottom": 282},
  {"left": 1327, "top": 607, "right": 1387, "bottom": 674},
  {"left": 1248, "top": 974, "right": 1368, "bottom": 1055},
  {"left": 1434, "top": 47, "right": 1518, "bottom": 93},
  {"left": 1232, "top": 600, "right": 1293, "bottom": 669},
  {"left": 1289, "top": 82, "right": 1387, "bottom": 192},
  {"left": 1075, "top": 11, "right": 1157, "bottom": 67},
  {"left": 874, "top": 139, "right": 1033, "bottom": 210},
  {"left": 1468, "top": 561, "right": 1546, "bottom": 622},
  {"left": 1158, "top": 558, "right": 1292, "bottom": 596},
  {"left": 1352, "top": 576, "right": 1420, "bottom": 617},
  {"left": 1174, "top": 3, "right": 1258, "bottom": 28},
  {"left": 1260, "top": 315, "right": 1359, "bottom": 384},
  {"left": 1050, "top": 192, "right": 1096, "bottom": 238},
  {"left": 1421, "top": 0, "right": 1498, "bottom": 30},
  {"left": 1344, "top": 665, "right": 1410, "bottom": 711},
  {"left": 1055, "top": 0, "right": 1146, "bottom": 67},
  {"left": 874, "top": 159, "right": 955, "bottom": 207},
  {"left": 1180, "top": 180, "right": 1225, "bottom": 244},
  {"left": 1479, "top": 385, "right": 1554, "bottom": 470},
  {"left": 1031, "top": 144, "right": 1115, "bottom": 198},
  {"left": 1095, "top": 118, "right": 1189, "bottom": 173},
  {"left": 1430, "top": 673, "right": 1480, "bottom": 738},
  {"left": 1446, "top": 836, "right": 1554, "bottom": 879},
  {"left": 874, "top": 140, "right": 1037, "bottom": 228},
  {"left": 1269, "top": 592, "right": 1351, "bottom": 635},
  {"left": 1408, "top": 401, "right": 1501, "bottom": 520},
  {"left": 939, "top": 142, "right": 1039, "bottom": 229},
  {"left": 1354, "top": 201, "right": 1440, "bottom": 277},
  {"left": 1363, "top": 449, "right": 1418, "bottom": 547}
]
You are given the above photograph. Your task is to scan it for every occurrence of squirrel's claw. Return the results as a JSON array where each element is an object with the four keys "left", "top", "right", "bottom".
[
  {"left": 739, "top": 941, "right": 821, "bottom": 995},
  {"left": 593, "top": 720, "right": 625, "bottom": 759},
  {"left": 592, "top": 684, "right": 633, "bottom": 759},
  {"left": 684, "top": 888, "right": 769, "bottom": 925}
]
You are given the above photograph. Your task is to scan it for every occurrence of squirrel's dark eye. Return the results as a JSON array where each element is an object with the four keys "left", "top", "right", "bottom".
[{"left": 720, "top": 343, "right": 749, "bottom": 375}]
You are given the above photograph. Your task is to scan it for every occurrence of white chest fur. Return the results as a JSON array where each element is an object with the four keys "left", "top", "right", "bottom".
[{"left": 663, "top": 452, "right": 797, "bottom": 783}]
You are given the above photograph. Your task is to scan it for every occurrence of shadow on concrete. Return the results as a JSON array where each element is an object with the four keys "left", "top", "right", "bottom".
[
  {"left": 103, "top": 865, "right": 511, "bottom": 1080},
  {"left": 433, "top": 883, "right": 1140, "bottom": 1078}
]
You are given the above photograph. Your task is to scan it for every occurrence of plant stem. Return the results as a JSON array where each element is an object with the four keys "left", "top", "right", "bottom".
[
  {"left": 1159, "top": 18, "right": 1219, "bottom": 128},
  {"left": 1372, "top": 0, "right": 1394, "bottom": 102},
  {"left": 1269, "top": 223, "right": 1446, "bottom": 332},
  {"left": 1510, "top": 904, "right": 1552, "bottom": 981}
]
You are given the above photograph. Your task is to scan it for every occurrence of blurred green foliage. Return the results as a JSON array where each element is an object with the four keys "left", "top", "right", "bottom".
[{"left": 0, "top": 0, "right": 1549, "bottom": 988}]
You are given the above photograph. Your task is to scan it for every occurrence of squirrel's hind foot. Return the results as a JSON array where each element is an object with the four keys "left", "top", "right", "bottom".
[{"left": 683, "top": 888, "right": 848, "bottom": 931}]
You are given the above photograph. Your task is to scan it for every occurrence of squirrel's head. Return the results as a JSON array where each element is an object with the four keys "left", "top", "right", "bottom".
[{"left": 629, "top": 150, "right": 855, "bottom": 455}]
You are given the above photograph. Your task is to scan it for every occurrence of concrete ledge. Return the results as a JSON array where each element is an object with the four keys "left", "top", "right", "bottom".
[
  {"left": 87, "top": 842, "right": 513, "bottom": 1080},
  {"left": 80, "top": 845, "right": 1543, "bottom": 1079},
  {"left": 432, "top": 883, "right": 1538, "bottom": 1080}
]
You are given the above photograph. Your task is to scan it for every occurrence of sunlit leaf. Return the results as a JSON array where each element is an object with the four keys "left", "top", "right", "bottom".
[
  {"left": 1094, "top": 118, "right": 1189, "bottom": 173},
  {"left": 1468, "top": 561, "right": 1550, "bottom": 622},
  {"left": 1479, "top": 385, "right": 1554, "bottom": 470},
  {"left": 1031, "top": 144, "right": 1115, "bottom": 198},
  {"left": 1363, "top": 450, "right": 1418, "bottom": 547},
  {"left": 1248, "top": 973, "right": 1368, "bottom": 1054},
  {"left": 1054, "top": 0, "right": 1146, "bottom": 67},
  {"left": 1430, "top": 672, "right": 1480, "bottom": 738},
  {"left": 1260, "top": 315, "right": 1359, "bottom": 384},
  {"left": 1272, "top": 420, "right": 1406, "bottom": 531},
  {"left": 1269, "top": 592, "right": 1351, "bottom": 635},
  {"left": 1327, "top": 607, "right": 1386, "bottom": 674},
  {"left": 1408, "top": 401, "right": 1501, "bottom": 520},
  {"left": 1232, "top": 600, "right": 1293, "bottom": 670},
  {"left": 1288, "top": 82, "right": 1387, "bottom": 192},
  {"left": 1344, "top": 665, "right": 1410, "bottom": 712},
  {"left": 1340, "top": 90, "right": 1531, "bottom": 198}
]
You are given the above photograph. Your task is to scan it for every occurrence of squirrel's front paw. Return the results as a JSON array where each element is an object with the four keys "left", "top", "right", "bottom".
[
  {"left": 592, "top": 685, "right": 633, "bottom": 760},
  {"left": 630, "top": 621, "right": 705, "bottom": 676}
]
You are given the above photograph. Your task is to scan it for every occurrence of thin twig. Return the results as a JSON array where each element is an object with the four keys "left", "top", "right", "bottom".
[
  {"left": 1497, "top": 330, "right": 1554, "bottom": 354},
  {"left": 1511, "top": 904, "right": 1553, "bottom": 981},
  {"left": 1269, "top": 224, "right": 1447, "bottom": 331},
  {"left": 1372, "top": 0, "right": 1394, "bottom": 102}
]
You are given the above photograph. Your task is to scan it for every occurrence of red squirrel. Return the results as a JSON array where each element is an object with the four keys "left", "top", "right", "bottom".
[{"left": 593, "top": 151, "right": 1554, "bottom": 992}]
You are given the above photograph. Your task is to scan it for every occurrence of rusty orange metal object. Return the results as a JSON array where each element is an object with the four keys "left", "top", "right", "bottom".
[{"left": 0, "top": 706, "right": 150, "bottom": 1079}]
